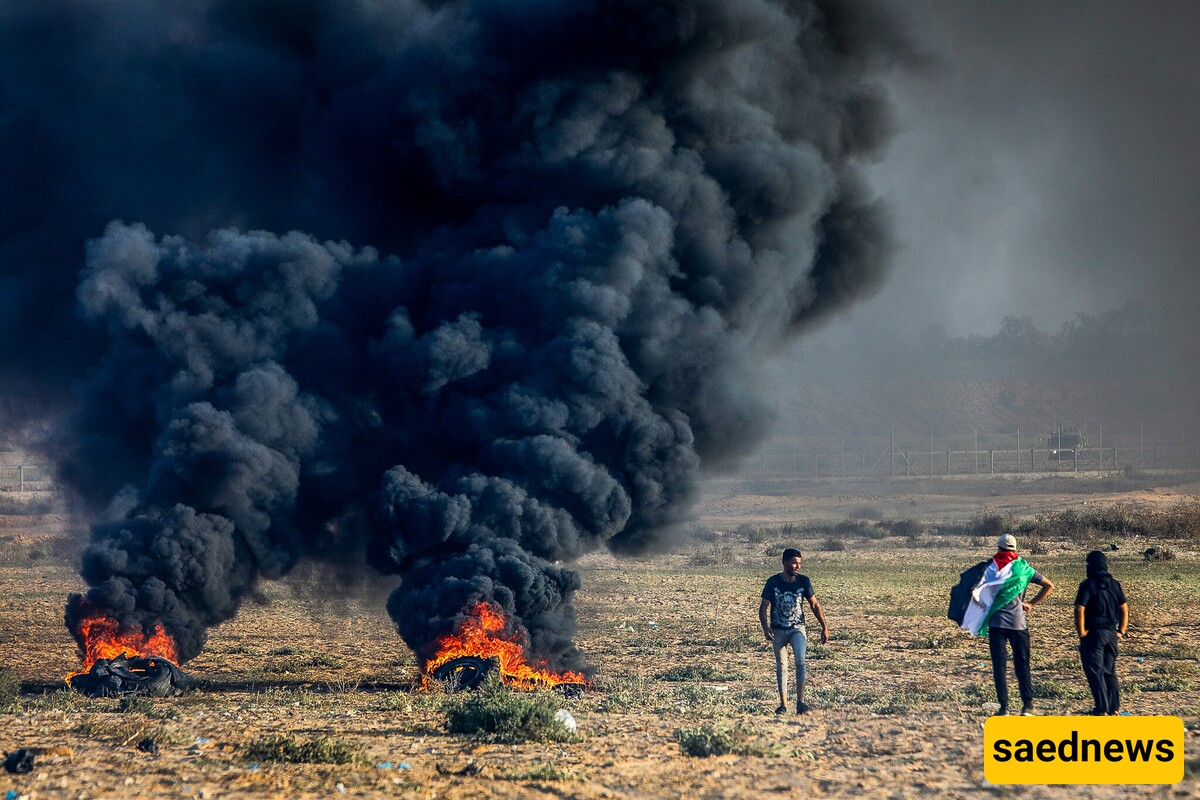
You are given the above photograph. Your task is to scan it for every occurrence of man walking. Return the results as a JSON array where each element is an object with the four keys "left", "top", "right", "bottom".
[
  {"left": 961, "top": 534, "right": 1053, "bottom": 716},
  {"left": 1075, "top": 550, "right": 1128, "bottom": 715},
  {"left": 759, "top": 548, "right": 828, "bottom": 714}
]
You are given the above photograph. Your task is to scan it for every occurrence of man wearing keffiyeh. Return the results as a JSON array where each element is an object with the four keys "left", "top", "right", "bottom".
[{"left": 962, "top": 534, "right": 1054, "bottom": 717}]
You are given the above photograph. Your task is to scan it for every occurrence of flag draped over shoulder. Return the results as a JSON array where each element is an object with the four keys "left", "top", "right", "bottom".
[{"left": 960, "top": 556, "right": 1035, "bottom": 636}]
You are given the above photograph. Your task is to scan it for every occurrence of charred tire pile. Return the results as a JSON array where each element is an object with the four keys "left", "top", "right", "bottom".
[{"left": 69, "top": 655, "right": 194, "bottom": 698}]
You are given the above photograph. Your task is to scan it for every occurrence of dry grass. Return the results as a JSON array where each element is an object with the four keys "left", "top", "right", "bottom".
[{"left": 0, "top": 495, "right": 1197, "bottom": 799}]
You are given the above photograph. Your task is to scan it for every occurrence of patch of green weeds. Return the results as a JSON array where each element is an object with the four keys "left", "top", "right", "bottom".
[
  {"left": 675, "top": 723, "right": 779, "bottom": 757},
  {"left": 1032, "top": 679, "right": 1086, "bottom": 700},
  {"left": 1128, "top": 677, "right": 1192, "bottom": 692},
  {"left": 366, "top": 692, "right": 412, "bottom": 712},
  {"left": 655, "top": 664, "right": 750, "bottom": 682},
  {"left": 671, "top": 684, "right": 734, "bottom": 717},
  {"left": 75, "top": 715, "right": 187, "bottom": 747},
  {"left": 255, "top": 686, "right": 325, "bottom": 707},
  {"left": 871, "top": 696, "right": 910, "bottom": 715},
  {"left": 594, "top": 675, "right": 667, "bottom": 713},
  {"left": 243, "top": 733, "right": 364, "bottom": 764},
  {"left": 1151, "top": 661, "right": 1199, "bottom": 677},
  {"left": 0, "top": 669, "right": 20, "bottom": 711},
  {"left": 302, "top": 654, "right": 345, "bottom": 670},
  {"left": 501, "top": 760, "right": 582, "bottom": 781},
  {"left": 707, "top": 633, "right": 763, "bottom": 653},
  {"left": 806, "top": 644, "right": 832, "bottom": 660},
  {"left": 445, "top": 681, "right": 575, "bottom": 743},
  {"left": 1124, "top": 644, "right": 1199, "bottom": 661},
  {"left": 909, "top": 635, "right": 960, "bottom": 651},
  {"left": 116, "top": 695, "right": 155, "bottom": 715},
  {"left": 21, "top": 689, "right": 85, "bottom": 712}
]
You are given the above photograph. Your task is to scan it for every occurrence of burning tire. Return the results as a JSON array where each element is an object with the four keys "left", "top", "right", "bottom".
[
  {"left": 69, "top": 655, "right": 195, "bottom": 698},
  {"left": 552, "top": 682, "right": 585, "bottom": 699},
  {"left": 430, "top": 656, "right": 499, "bottom": 691}
]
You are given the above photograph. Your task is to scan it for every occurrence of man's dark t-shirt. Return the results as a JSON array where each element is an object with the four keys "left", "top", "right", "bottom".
[
  {"left": 1075, "top": 578, "right": 1127, "bottom": 631},
  {"left": 761, "top": 574, "right": 814, "bottom": 630}
]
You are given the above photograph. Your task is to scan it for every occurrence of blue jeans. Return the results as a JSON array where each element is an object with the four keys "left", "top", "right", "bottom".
[{"left": 772, "top": 626, "right": 807, "bottom": 698}]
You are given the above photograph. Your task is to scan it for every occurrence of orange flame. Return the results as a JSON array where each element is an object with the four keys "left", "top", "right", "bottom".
[
  {"left": 424, "top": 601, "right": 585, "bottom": 690},
  {"left": 65, "top": 613, "right": 178, "bottom": 680}
]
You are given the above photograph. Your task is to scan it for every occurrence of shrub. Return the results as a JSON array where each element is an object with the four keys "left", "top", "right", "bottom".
[
  {"left": 655, "top": 665, "right": 750, "bottom": 682},
  {"left": 0, "top": 669, "right": 20, "bottom": 710},
  {"left": 736, "top": 523, "right": 772, "bottom": 544},
  {"left": 502, "top": 761, "right": 581, "bottom": 781},
  {"left": 243, "top": 734, "right": 363, "bottom": 764},
  {"left": 445, "top": 683, "right": 575, "bottom": 743},
  {"left": 116, "top": 695, "right": 155, "bottom": 715},
  {"left": 875, "top": 519, "right": 926, "bottom": 539},
  {"left": 819, "top": 538, "right": 846, "bottom": 552},
  {"left": 971, "top": 512, "right": 1013, "bottom": 539},
  {"left": 1032, "top": 679, "right": 1085, "bottom": 700},
  {"left": 689, "top": 545, "right": 734, "bottom": 567},
  {"left": 675, "top": 723, "right": 774, "bottom": 757},
  {"left": 1128, "top": 677, "right": 1191, "bottom": 693}
]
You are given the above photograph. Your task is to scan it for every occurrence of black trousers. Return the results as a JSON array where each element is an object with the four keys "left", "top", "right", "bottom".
[
  {"left": 1080, "top": 629, "right": 1120, "bottom": 714},
  {"left": 989, "top": 627, "right": 1033, "bottom": 709}
]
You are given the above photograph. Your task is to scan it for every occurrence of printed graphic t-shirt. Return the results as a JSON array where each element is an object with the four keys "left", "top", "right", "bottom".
[{"left": 761, "top": 573, "right": 814, "bottom": 630}]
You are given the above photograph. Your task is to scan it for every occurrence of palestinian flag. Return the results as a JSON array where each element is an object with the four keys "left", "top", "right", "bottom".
[{"left": 960, "top": 553, "right": 1035, "bottom": 636}]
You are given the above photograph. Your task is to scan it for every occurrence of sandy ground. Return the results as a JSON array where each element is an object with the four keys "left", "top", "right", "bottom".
[{"left": 1, "top": 477, "right": 1198, "bottom": 799}]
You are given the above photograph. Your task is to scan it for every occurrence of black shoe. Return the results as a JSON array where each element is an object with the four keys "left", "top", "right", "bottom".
[
  {"left": 795, "top": 702, "right": 810, "bottom": 715},
  {"left": 775, "top": 704, "right": 787, "bottom": 715},
  {"left": 1020, "top": 705, "right": 1035, "bottom": 716},
  {"left": 993, "top": 706, "right": 1008, "bottom": 717}
]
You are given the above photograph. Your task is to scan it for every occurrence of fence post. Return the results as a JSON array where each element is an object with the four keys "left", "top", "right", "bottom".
[{"left": 19, "top": 464, "right": 24, "bottom": 493}]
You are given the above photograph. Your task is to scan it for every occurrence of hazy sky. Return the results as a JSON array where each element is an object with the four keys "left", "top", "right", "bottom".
[{"left": 828, "top": 1, "right": 1200, "bottom": 346}]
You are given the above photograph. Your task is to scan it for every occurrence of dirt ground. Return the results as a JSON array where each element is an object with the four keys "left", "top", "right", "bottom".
[{"left": 1, "top": 476, "right": 1198, "bottom": 799}]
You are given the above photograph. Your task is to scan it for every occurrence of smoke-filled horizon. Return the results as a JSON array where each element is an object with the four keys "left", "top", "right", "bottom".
[
  {"left": 799, "top": 0, "right": 1200, "bottom": 389},
  {"left": 0, "top": 1, "right": 906, "bottom": 667}
]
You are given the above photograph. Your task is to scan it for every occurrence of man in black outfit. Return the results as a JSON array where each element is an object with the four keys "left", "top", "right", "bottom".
[{"left": 1074, "top": 550, "right": 1128, "bottom": 715}]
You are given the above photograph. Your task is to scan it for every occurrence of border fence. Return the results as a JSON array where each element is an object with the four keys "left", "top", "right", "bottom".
[
  {"left": 3, "top": 432, "right": 1199, "bottom": 490},
  {"left": 0, "top": 463, "right": 52, "bottom": 493},
  {"left": 754, "top": 427, "right": 1200, "bottom": 480}
]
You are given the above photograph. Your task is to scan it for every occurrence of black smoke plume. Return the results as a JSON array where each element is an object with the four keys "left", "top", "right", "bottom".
[{"left": 0, "top": 0, "right": 902, "bottom": 670}]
